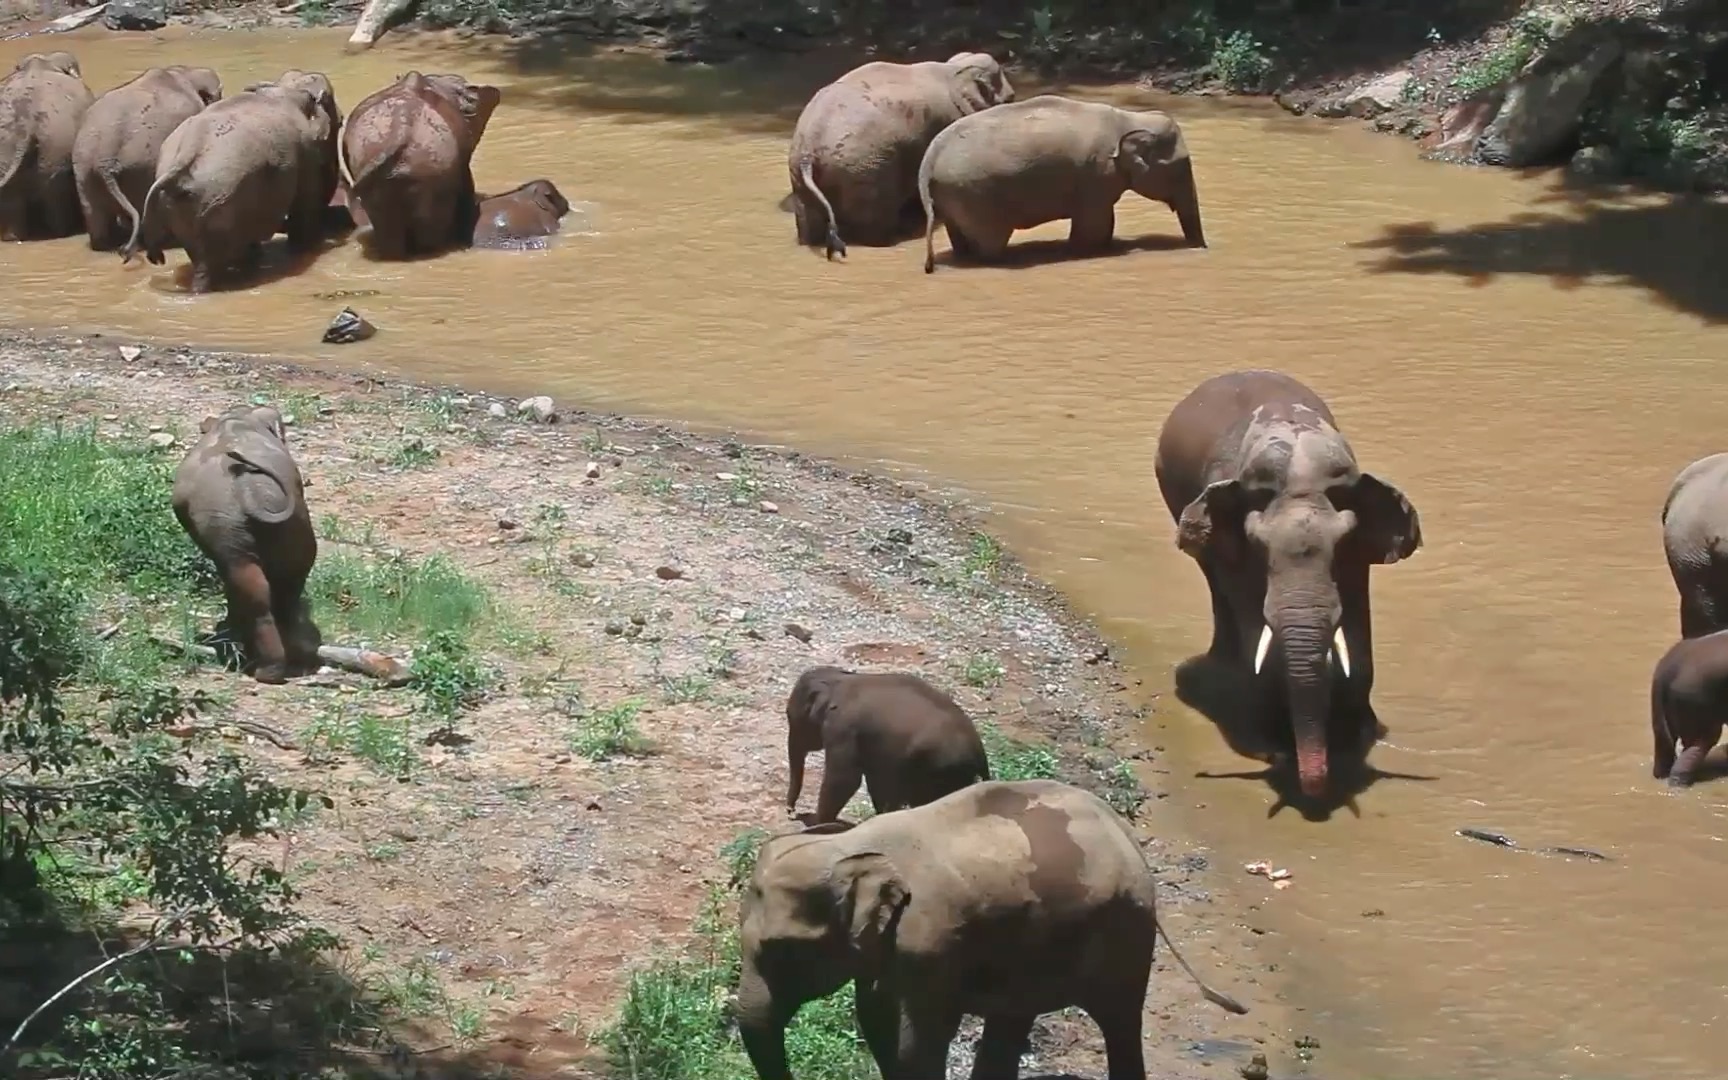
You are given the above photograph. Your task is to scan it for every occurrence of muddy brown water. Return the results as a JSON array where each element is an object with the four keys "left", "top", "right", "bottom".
[{"left": 6, "top": 22, "right": 1728, "bottom": 1079}]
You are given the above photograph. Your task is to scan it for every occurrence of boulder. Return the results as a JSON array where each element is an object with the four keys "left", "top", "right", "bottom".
[
  {"left": 1316, "top": 70, "right": 1412, "bottom": 119},
  {"left": 322, "top": 307, "right": 376, "bottom": 344},
  {"left": 348, "top": 0, "right": 417, "bottom": 47},
  {"left": 103, "top": 0, "right": 167, "bottom": 30},
  {"left": 1427, "top": 92, "right": 1506, "bottom": 159},
  {"left": 1475, "top": 35, "right": 1623, "bottom": 167}
]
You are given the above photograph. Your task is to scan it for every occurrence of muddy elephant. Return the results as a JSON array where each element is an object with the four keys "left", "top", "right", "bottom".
[
  {"left": 340, "top": 71, "right": 502, "bottom": 259},
  {"left": 1154, "top": 370, "right": 1422, "bottom": 799},
  {"left": 783, "top": 665, "right": 990, "bottom": 823},
  {"left": 73, "top": 65, "right": 223, "bottom": 252},
  {"left": 1661, "top": 452, "right": 1728, "bottom": 639},
  {"left": 1651, "top": 630, "right": 1728, "bottom": 787},
  {"left": 787, "top": 52, "right": 1013, "bottom": 259},
  {"left": 122, "top": 71, "right": 342, "bottom": 293},
  {"left": 920, "top": 94, "right": 1205, "bottom": 273},
  {"left": 737, "top": 779, "right": 1247, "bottom": 1080},
  {"left": 173, "top": 404, "right": 320, "bottom": 684},
  {"left": 472, "top": 179, "right": 569, "bottom": 249},
  {"left": 0, "top": 51, "right": 94, "bottom": 240}
]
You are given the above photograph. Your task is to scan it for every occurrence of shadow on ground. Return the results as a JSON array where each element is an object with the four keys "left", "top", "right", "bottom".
[{"left": 1353, "top": 171, "right": 1728, "bottom": 325}]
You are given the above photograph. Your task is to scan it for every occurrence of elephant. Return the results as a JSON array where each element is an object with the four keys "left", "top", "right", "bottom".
[
  {"left": 787, "top": 52, "right": 1014, "bottom": 259},
  {"left": 0, "top": 51, "right": 94, "bottom": 241},
  {"left": 472, "top": 179, "right": 569, "bottom": 249},
  {"left": 1154, "top": 370, "right": 1422, "bottom": 799},
  {"left": 121, "top": 71, "right": 343, "bottom": 294},
  {"left": 172, "top": 404, "right": 320, "bottom": 685},
  {"left": 339, "top": 71, "right": 502, "bottom": 259},
  {"left": 73, "top": 65, "right": 223, "bottom": 252},
  {"left": 1650, "top": 630, "right": 1728, "bottom": 787},
  {"left": 919, "top": 94, "right": 1206, "bottom": 273},
  {"left": 1660, "top": 452, "right": 1728, "bottom": 639},
  {"left": 783, "top": 665, "right": 991, "bottom": 824},
  {"left": 736, "top": 778, "right": 1248, "bottom": 1080}
]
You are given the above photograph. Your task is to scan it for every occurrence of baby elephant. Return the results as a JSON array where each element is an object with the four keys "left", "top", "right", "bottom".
[
  {"left": 472, "top": 179, "right": 569, "bottom": 249},
  {"left": 1651, "top": 631, "right": 1728, "bottom": 787},
  {"left": 784, "top": 665, "right": 990, "bottom": 823}
]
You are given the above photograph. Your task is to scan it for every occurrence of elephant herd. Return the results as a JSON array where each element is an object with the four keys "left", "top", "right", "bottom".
[
  {"left": 786, "top": 51, "right": 1207, "bottom": 271},
  {"left": 0, "top": 52, "right": 571, "bottom": 291}
]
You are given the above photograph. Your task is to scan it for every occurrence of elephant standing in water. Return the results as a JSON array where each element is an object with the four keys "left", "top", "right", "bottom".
[
  {"left": 73, "top": 65, "right": 224, "bottom": 251},
  {"left": 0, "top": 52, "right": 94, "bottom": 240},
  {"left": 736, "top": 779, "right": 1246, "bottom": 1080},
  {"left": 173, "top": 404, "right": 321, "bottom": 684},
  {"left": 1661, "top": 452, "right": 1728, "bottom": 639},
  {"left": 340, "top": 71, "right": 502, "bottom": 259},
  {"left": 1155, "top": 370, "right": 1422, "bottom": 798},
  {"left": 1650, "top": 630, "right": 1728, "bottom": 787},
  {"left": 919, "top": 94, "right": 1205, "bottom": 272},
  {"left": 787, "top": 52, "right": 1013, "bottom": 259}
]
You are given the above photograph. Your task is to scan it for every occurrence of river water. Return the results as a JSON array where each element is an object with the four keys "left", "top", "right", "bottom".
[{"left": 5, "top": 23, "right": 1728, "bottom": 1080}]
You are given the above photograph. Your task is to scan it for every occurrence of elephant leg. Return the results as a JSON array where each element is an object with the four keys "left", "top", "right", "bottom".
[
  {"left": 271, "top": 555, "right": 319, "bottom": 672},
  {"left": 1680, "top": 584, "right": 1722, "bottom": 639},
  {"left": 854, "top": 985, "right": 900, "bottom": 1078},
  {"left": 285, "top": 189, "right": 325, "bottom": 254},
  {"left": 223, "top": 560, "right": 287, "bottom": 683},
  {"left": 944, "top": 222, "right": 980, "bottom": 261},
  {"left": 892, "top": 1003, "right": 960, "bottom": 1080},
  {"left": 1068, "top": 203, "right": 1117, "bottom": 253},
  {"left": 1088, "top": 998, "right": 1148, "bottom": 1080},
  {"left": 1652, "top": 714, "right": 1676, "bottom": 781},
  {"left": 1667, "top": 713, "right": 1722, "bottom": 787},
  {"left": 968, "top": 1013, "right": 1034, "bottom": 1080},
  {"left": 964, "top": 222, "right": 1013, "bottom": 262},
  {"left": 1200, "top": 558, "right": 1237, "bottom": 662}
]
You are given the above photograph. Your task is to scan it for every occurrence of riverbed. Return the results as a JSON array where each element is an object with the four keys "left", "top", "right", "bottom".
[{"left": 5, "top": 23, "right": 1728, "bottom": 1080}]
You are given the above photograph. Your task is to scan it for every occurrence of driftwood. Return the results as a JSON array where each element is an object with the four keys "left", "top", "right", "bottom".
[{"left": 148, "top": 634, "right": 412, "bottom": 686}]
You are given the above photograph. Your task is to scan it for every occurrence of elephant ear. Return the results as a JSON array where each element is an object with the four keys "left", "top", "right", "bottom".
[
  {"left": 225, "top": 437, "right": 298, "bottom": 526},
  {"left": 949, "top": 56, "right": 1010, "bottom": 111},
  {"left": 460, "top": 83, "right": 504, "bottom": 144},
  {"left": 46, "top": 52, "right": 81, "bottom": 78},
  {"left": 831, "top": 851, "right": 909, "bottom": 966},
  {"left": 1345, "top": 473, "right": 1422, "bottom": 565},
  {"left": 199, "top": 415, "right": 220, "bottom": 435},
  {"left": 1115, "top": 122, "right": 1186, "bottom": 173},
  {"left": 1176, "top": 479, "right": 1250, "bottom": 564}
]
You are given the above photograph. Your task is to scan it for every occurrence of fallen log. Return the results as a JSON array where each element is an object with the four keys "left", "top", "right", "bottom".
[{"left": 147, "top": 634, "right": 411, "bottom": 686}]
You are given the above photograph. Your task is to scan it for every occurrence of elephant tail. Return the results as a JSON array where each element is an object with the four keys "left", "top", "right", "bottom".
[
  {"left": 918, "top": 150, "right": 938, "bottom": 274},
  {"left": 100, "top": 167, "right": 142, "bottom": 239},
  {"left": 1154, "top": 915, "right": 1249, "bottom": 1016},
  {"left": 0, "top": 129, "right": 28, "bottom": 201},
  {"left": 119, "top": 161, "right": 185, "bottom": 267},
  {"left": 793, "top": 156, "right": 845, "bottom": 261}
]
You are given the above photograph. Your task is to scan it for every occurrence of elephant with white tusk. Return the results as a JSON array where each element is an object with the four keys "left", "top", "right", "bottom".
[{"left": 1155, "top": 370, "right": 1422, "bottom": 798}]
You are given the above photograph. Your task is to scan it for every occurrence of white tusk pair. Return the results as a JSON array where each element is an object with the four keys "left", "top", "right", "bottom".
[{"left": 1250, "top": 624, "right": 1353, "bottom": 679}]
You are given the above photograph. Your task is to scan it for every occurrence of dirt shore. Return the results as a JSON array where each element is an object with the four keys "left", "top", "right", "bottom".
[{"left": 0, "top": 330, "right": 1288, "bottom": 1079}]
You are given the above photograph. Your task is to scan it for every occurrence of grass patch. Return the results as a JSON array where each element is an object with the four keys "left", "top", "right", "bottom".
[
  {"left": 303, "top": 702, "right": 418, "bottom": 778},
  {"left": 570, "top": 697, "right": 652, "bottom": 761},
  {"left": 980, "top": 721, "right": 1060, "bottom": 782},
  {"left": 308, "top": 548, "right": 492, "bottom": 644},
  {"left": 961, "top": 652, "right": 1004, "bottom": 689},
  {"left": 962, "top": 531, "right": 1003, "bottom": 578},
  {"left": 409, "top": 629, "right": 495, "bottom": 722}
]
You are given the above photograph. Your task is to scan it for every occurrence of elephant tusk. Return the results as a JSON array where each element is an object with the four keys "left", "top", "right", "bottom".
[
  {"left": 1332, "top": 627, "right": 1352, "bottom": 679},
  {"left": 1253, "top": 625, "right": 1273, "bottom": 674}
]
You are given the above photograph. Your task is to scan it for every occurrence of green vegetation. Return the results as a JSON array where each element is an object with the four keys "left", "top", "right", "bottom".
[
  {"left": 570, "top": 697, "right": 654, "bottom": 760},
  {"left": 980, "top": 720, "right": 1060, "bottom": 782},
  {"left": 961, "top": 651, "right": 1005, "bottom": 689},
  {"left": 1211, "top": 29, "right": 1274, "bottom": 91},
  {"left": 308, "top": 548, "right": 492, "bottom": 643},
  {"left": 1451, "top": 15, "right": 1549, "bottom": 96}
]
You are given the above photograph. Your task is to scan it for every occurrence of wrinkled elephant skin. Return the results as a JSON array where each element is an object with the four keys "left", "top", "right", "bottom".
[
  {"left": 122, "top": 70, "right": 343, "bottom": 294},
  {"left": 74, "top": 65, "right": 222, "bottom": 252},
  {"left": 341, "top": 71, "right": 502, "bottom": 259},
  {"left": 736, "top": 779, "right": 1246, "bottom": 1080},
  {"left": 472, "top": 178, "right": 569, "bottom": 249},
  {"left": 786, "top": 52, "right": 1013, "bottom": 259},
  {"left": 782, "top": 665, "right": 990, "bottom": 823},
  {"left": 1154, "top": 370, "right": 1421, "bottom": 799},
  {"left": 0, "top": 51, "right": 94, "bottom": 240},
  {"left": 920, "top": 94, "right": 1206, "bottom": 272},
  {"left": 173, "top": 404, "right": 321, "bottom": 684},
  {"left": 1651, "top": 630, "right": 1728, "bottom": 787},
  {"left": 1661, "top": 452, "right": 1728, "bottom": 639}
]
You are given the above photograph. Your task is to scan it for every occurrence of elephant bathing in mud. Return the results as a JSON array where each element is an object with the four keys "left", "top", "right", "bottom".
[
  {"left": 122, "top": 71, "right": 343, "bottom": 293},
  {"left": 0, "top": 51, "right": 94, "bottom": 240},
  {"left": 1155, "top": 370, "right": 1422, "bottom": 799},
  {"left": 736, "top": 779, "right": 1247, "bottom": 1080},
  {"left": 1661, "top": 452, "right": 1728, "bottom": 639},
  {"left": 173, "top": 404, "right": 321, "bottom": 685},
  {"left": 783, "top": 665, "right": 990, "bottom": 824},
  {"left": 472, "top": 179, "right": 569, "bottom": 249},
  {"left": 1650, "top": 630, "right": 1728, "bottom": 787},
  {"left": 920, "top": 94, "right": 1205, "bottom": 273},
  {"left": 340, "top": 71, "right": 502, "bottom": 259},
  {"left": 73, "top": 65, "right": 224, "bottom": 251},
  {"left": 787, "top": 52, "right": 1013, "bottom": 259}
]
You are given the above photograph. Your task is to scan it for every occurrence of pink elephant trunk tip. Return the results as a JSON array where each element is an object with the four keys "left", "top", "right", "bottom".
[{"left": 1297, "top": 748, "right": 1329, "bottom": 798}]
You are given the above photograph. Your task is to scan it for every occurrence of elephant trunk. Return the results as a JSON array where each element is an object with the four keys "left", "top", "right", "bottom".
[
  {"left": 736, "top": 968, "right": 793, "bottom": 1080},
  {"left": 1280, "top": 625, "right": 1332, "bottom": 799},
  {"left": 1174, "top": 164, "right": 1206, "bottom": 248}
]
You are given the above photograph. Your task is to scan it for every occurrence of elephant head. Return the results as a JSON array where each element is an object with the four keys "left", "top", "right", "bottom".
[
  {"left": 15, "top": 52, "right": 81, "bottom": 78},
  {"left": 945, "top": 51, "right": 1015, "bottom": 113},
  {"left": 1114, "top": 111, "right": 1206, "bottom": 248},
  {"left": 737, "top": 822, "right": 907, "bottom": 1080},
  {"left": 523, "top": 178, "right": 569, "bottom": 219},
  {"left": 168, "top": 65, "right": 223, "bottom": 105},
  {"left": 417, "top": 72, "right": 503, "bottom": 155},
  {"left": 1177, "top": 448, "right": 1419, "bottom": 796},
  {"left": 783, "top": 665, "right": 850, "bottom": 808},
  {"left": 201, "top": 405, "right": 301, "bottom": 526}
]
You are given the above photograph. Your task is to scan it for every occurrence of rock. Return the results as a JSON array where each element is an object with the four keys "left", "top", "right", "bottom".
[
  {"left": 102, "top": 414, "right": 119, "bottom": 422},
  {"left": 348, "top": 0, "right": 415, "bottom": 47},
  {"left": 629, "top": 612, "right": 647, "bottom": 626},
  {"left": 1318, "top": 69, "right": 1411, "bottom": 119},
  {"left": 585, "top": 461, "right": 601, "bottom": 479},
  {"left": 654, "top": 564, "right": 685, "bottom": 581},
  {"left": 571, "top": 551, "right": 596, "bottom": 568},
  {"left": 604, "top": 620, "right": 625, "bottom": 636},
  {"left": 48, "top": 3, "right": 108, "bottom": 31},
  {"left": 1568, "top": 144, "right": 1624, "bottom": 179},
  {"left": 783, "top": 622, "right": 813, "bottom": 643},
  {"left": 1476, "top": 36, "right": 1623, "bottom": 168},
  {"left": 716, "top": 471, "right": 738, "bottom": 481},
  {"left": 103, "top": 0, "right": 167, "bottom": 31},
  {"left": 1239, "top": 1053, "right": 1270, "bottom": 1080},
  {"left": 497, "top": 516, "right": 520, "bottom": 531},
  {"left": 147, "top": 423, "right": 164, "bottom": 433},
  {"left": 758, "top": 500, "right": 779, "bottom": 514},
  {"left": 518, "top": 395, "right": 556, "bottom": 423},
  {"left": 322, "top": 307, "right": 376, "bottom": 344},
  {"left": 488, "top": 402, "right": 508, "bottom": 419},
  {"left": 146, "top": 432, "right": 176, "bottom": 450},
  {"left": 118, "top": 344, "right": 143, "bottom": 363},
  {"left": 1428, "top": 92, "right": 1506, "bottom": 158}
]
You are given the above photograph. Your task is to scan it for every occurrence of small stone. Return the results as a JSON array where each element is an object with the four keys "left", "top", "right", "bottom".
[
  {"left": 146, "top": 432, "right": 176, "bottom": 450},
  {"left": 1239, "top": 1053, "right": 1270, "bottom": 1080},
  {"left": 118, "top": 345, "right": 144, "bottom": 363},
  {"left": 783, "top": 622, "right": 813, "bottom": 643},
  {"left": 2, "top": 383, "right": 21, "bottom": 393},
  {"left": 281, "top": 413, "right": 297, "bottom": 426},
  {"left": 586, "top": 798, "right": 602, "bottom": 810},
  {"left": 553, "top": 753, "right": 571, "bottom": 764},
  {"left": 322, "top": 306, "right": 377, "bottom": 344},
  {"left": 727, "top": 607, "right": 746, "bottom": 622},
  {"left": 604, "top": 620, "right": 626, "bottom": 636},
  {"left": 497, "top": 516, "right": 520, "bottom": 531},
  {"left": 488, "top": 402, "right": 508, "bottom": 419},
  {"left": 758, "top": 500, "right": 779, "bottom": 514},
  {"left": 518, "top": 395, "right": 557, "bottom": 423},
  {"left": 102, "top": 413, "right": 119, "bottom": 422},
  {"left": 655, "top": 564, "right": 685, "bottom": 581},
  {"left": 585, "top": 461, "right": 602, "bottom": 479},
  {"left": 744, "top": 628, "right": 765, "bottom": 641},
  {"left": 1085, "top": 646, "right": 1111, "bottom": 665},
  {"left": 147, "top": 423, "right": 164, "bottom": 433},
  {"left": 716, "top": 471, "right": 738, "bottom": 481},
  {"left": 571, "top": 551, "right": 596, "bottom": 568}
]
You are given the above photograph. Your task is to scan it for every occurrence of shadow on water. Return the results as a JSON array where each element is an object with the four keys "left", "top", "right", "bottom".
[
  {"left": 1353, "top": 172, "right": 1728, "bottom": 326},
  {"left": 936, "top": 231, "right": 1197, "bottom": 272},
  {"left": 1174, "top": 654, "right": 1436, "bottom": 823},
  {"left": 139, "top": 234, "right": 351, "bottom": 295}
]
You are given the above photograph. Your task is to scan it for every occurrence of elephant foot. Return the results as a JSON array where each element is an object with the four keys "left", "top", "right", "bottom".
[
  {"left": 250, "top": 665, "right": 289, "bottom": 685},
  {"left": 1666, "top": 773, "right": 1696, "bottom": 789}
]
